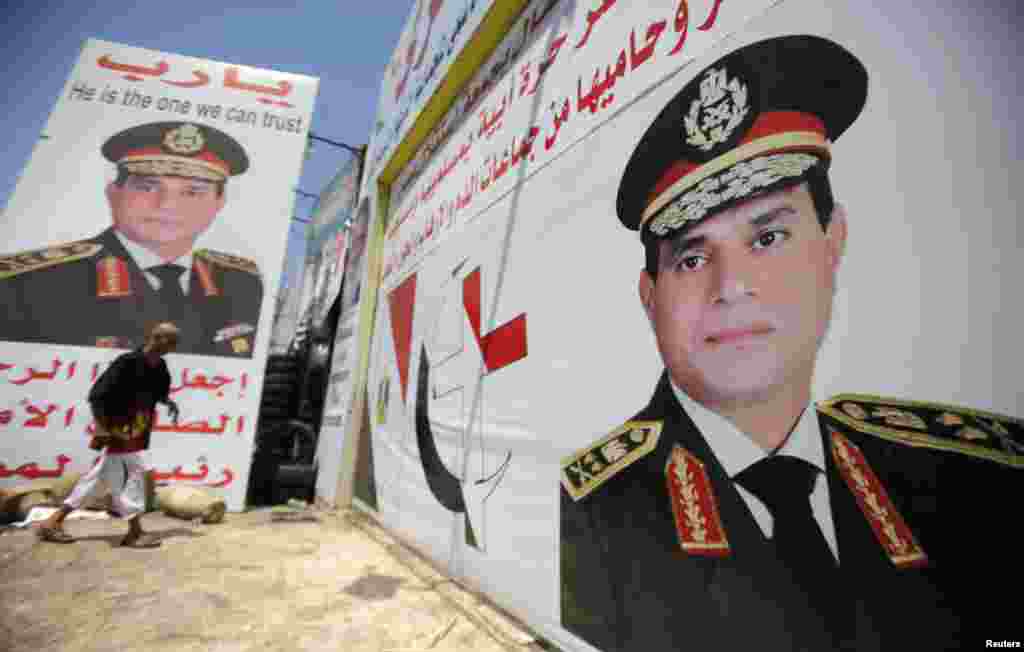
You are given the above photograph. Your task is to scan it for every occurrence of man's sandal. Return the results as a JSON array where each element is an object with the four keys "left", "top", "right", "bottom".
[
  {"left": 120, "top": 533, "right": 161, "bottom": 548},
  {"left": 36, "top": 526, "right": 75, "bottom": 544}
]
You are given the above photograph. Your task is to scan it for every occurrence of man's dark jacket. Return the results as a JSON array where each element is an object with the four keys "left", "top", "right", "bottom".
[{"left": 89, "top": 349, "right": 171, "bottom": 453}]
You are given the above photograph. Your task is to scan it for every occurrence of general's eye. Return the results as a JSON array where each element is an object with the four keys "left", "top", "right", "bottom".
[
  {"left": 752, "top": 229, "right": 789, "bottom": 250},
  {"left": 674, "top": 254, "right": 708, "bottom": 272}
]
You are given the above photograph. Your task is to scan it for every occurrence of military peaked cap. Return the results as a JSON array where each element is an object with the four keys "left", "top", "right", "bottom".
[
  {"left": 617, "top": 34, "right": 868, "bottom": 237},
  {"left": 102, "top": 121, "right": 249, "bottom": 182}
]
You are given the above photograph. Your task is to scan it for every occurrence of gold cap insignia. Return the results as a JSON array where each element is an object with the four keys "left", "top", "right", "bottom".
[
  {"left": 684, "top": 66, "right": 750, "bottom": 152},
  {"left": 163, "top": 123, "right": 205, "bottom": 155}
]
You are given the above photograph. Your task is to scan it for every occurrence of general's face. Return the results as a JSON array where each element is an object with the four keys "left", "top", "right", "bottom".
[
  {"left": 638, "top": 184, "right": 847, "bottom": 406},
  {"left": 107, "top": 175, "right": 225, "bottom": 249}
]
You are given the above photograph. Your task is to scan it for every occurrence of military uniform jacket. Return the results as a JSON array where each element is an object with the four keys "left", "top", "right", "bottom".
[
  {"left": 0, "top": 228, "right": 262, "bottom": 358},
  {"left": 560, "top": 372, "right": 1022, "bottom": 651}
]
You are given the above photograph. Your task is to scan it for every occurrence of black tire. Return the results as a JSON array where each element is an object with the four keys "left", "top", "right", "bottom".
[
  {"left": 264, "top": 372, "right": 297, "bottom": 386},
  {"left": 276, "top": 463, "right": 317, "bottom": 489},
  {"left": 259, "top": 405, "right": 290, "bottom": 419},
  {"left": 260, "top": 394, "right": 292, "bottom": 409},
  {"left": 266, "top": 354, "right": 299, "bottom": 372}
]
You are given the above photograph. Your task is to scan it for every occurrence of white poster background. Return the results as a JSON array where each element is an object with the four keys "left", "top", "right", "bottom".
[{"left": 0, "top": 39, "right": 318, "bottom": 510}]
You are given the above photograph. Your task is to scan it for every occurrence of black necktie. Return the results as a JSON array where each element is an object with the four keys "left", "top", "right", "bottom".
[
  {"left": 147, "top": 264, "right": 187, "bottom": 321},
  {"left": 734, "top": 455, "right": 845, "bottom": 635}
]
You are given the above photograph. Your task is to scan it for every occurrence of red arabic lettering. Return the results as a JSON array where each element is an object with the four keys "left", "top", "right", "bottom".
[
  {"left": 668, "top": 0, "right": 689, "bottom": 56},
  {"left": 544, "top": 98, "right": 572, "bottom": 150},
  {"left": 161, "top": 70, "right": 211, "bottom": 88},
  {"left": 91, "top": 363, "right": 100, "bottom": 382},
  {"left": 10, "top": 358, "right": 62, "bottom": 385},
  {"left": 153, "top": 463, "right": 210, "bottom": 483},
  {"left": 0, "top": 410, "right": 12, "bottom": 425},
  {"left": 236, "top": 416, "right": 245, "bottom": 435},
  {"left": 23, "top": 402, "right": 58, "bottom": 428},
  {"left": 224, "top": 68, "right": 293, "bottom": 98},
  {"left": 170, "top": 369, "right": 236, "bottom": 395},
  {"left": 576, "top": 0, "right": 617, "bottom": 50},
  {"left": 208, "top": 468, "right": 234, "bottom": 488},
  {"left": 698, "top": 0, "right": 724, "bottom": 31},
  {"left": 528, "top": 33, "right": 569, "bottom": 96},
  {"left": 97, "top": 55, "right": 169, "bottom": 81},
  {"left": 578, "top": 49, "right": 627, "bottom": 115},
  {"left": 153, "top": 414, "right": 230, "bottom": 435},
  {"left": 630, "top": 20, "right": 667, "bottom": 70},
  {"left": 66, "top": 361, "right": 77, "bottom": 379},
  {"left": 0, "top": 454, "right": 72, "bottom": 480},
  {"left": 64, "top": 406, "right": 75, "bottom": 428}
]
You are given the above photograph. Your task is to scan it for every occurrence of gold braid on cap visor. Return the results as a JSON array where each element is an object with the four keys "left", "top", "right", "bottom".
[
  {"left": 120, "top": 155, "right": 228, "bottom": 182},
  {"left": 639, "top": 126, "right": 831, "bottom": 236},
  {"left": 645, "top": 152, "right": 821, "bottom": 236}
]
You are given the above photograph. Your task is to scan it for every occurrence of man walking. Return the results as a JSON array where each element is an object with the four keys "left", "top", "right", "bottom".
[{"left": 37, "top": 322, "right": 181, "bottom": 547}]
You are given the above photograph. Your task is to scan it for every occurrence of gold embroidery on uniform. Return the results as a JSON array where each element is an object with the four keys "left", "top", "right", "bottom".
[
  {"left": 817, "top": 394, "right": 1024, "bottom": 468},
  {"left": 560, "top": 421, "right": 663, "bottom": 501},
  {"left": 665, "top": 445, "right": 730, "bottom": 556},
  {"left": 830, "top": 431, "right": 928, "bottom": 568}
]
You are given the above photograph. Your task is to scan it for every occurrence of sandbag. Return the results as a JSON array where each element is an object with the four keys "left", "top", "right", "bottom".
[
  {"left": 0, "top": 472, "right": 84, "bottom": 521},
  {"left": 15, "top": 491, "right": 55, "bottom": 519},
  {"left": 154, "top": 485, "right": 226, "bottom": 524}
]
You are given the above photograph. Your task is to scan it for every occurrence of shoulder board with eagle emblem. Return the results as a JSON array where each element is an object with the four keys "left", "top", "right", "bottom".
[
  {"left": 561, "top": 420, "right": 663, "bottom": 501},
  {"left": 817, "top": 393, "right": 1024, "bottom": 468},
  {"left": 0, "top": 241, "right": 103, "bottom": 280},
  {"left": 195, "top": 249, "right": 261, "bottom": 276}
]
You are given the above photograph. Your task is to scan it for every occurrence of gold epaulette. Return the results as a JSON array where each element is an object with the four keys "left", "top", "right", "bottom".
[
  {"left": 195, "top": 249, "right": 261, "bottom": 276},
  {"left": 561, "top": 420, "right": 663, "bottom": 501},
  {"left": 0, "top": 241, "right": 103, "bottom": 279},
  {"left": 817, "top": 394, "right": 1024, "bottom": 468}
]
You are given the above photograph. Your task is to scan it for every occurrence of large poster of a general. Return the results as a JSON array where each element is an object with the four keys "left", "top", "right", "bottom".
[
  {"left": 364, "top": 0, "right": 1021, "bottom": 650},
  {"left": 0, "top": 39, "right": 317, "bottom": 511}
]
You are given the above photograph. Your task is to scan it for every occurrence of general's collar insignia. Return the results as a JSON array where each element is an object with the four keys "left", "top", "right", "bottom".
[
  {"left": 0, "top": 241, "right": 102, "bottom": 279},
  {"left": 818, "top": 394, "right": 1024, "bottom": 468},
  {"left": 665, "top": 444, "right": 731, "bottom": 557},
  {"left": 192, "top": 257, "right": 220, "bottom": 296},
  {"left": 561, "top": 420, "right": 662, "bottom": 501},
  {"left": 96, "top": 256, "right": 131, "bottom": 298},
  {"left": 829, "top": 430, "right": 929, "bottom": 569},
  {"left": 163, "top": 123, "right": 205, "bottom": 155},
  {"left": 214, "top": 323, "right": 255, "bottom": 342},
  {"left": 683, "top": 66, "right": 753, "bottom": 154}
]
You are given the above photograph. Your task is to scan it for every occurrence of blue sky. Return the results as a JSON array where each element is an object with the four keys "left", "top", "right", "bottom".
[{"left": 0, "top": 1, "right": 413, "bottom": 286}]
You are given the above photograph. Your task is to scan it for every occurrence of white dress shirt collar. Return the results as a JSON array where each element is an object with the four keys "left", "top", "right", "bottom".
[
  {"left": 114, "top": 230, "right": 193, "bottom": 293},
  {"left": 668, "top": 379, "right": 825, "bottom": 475}
]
